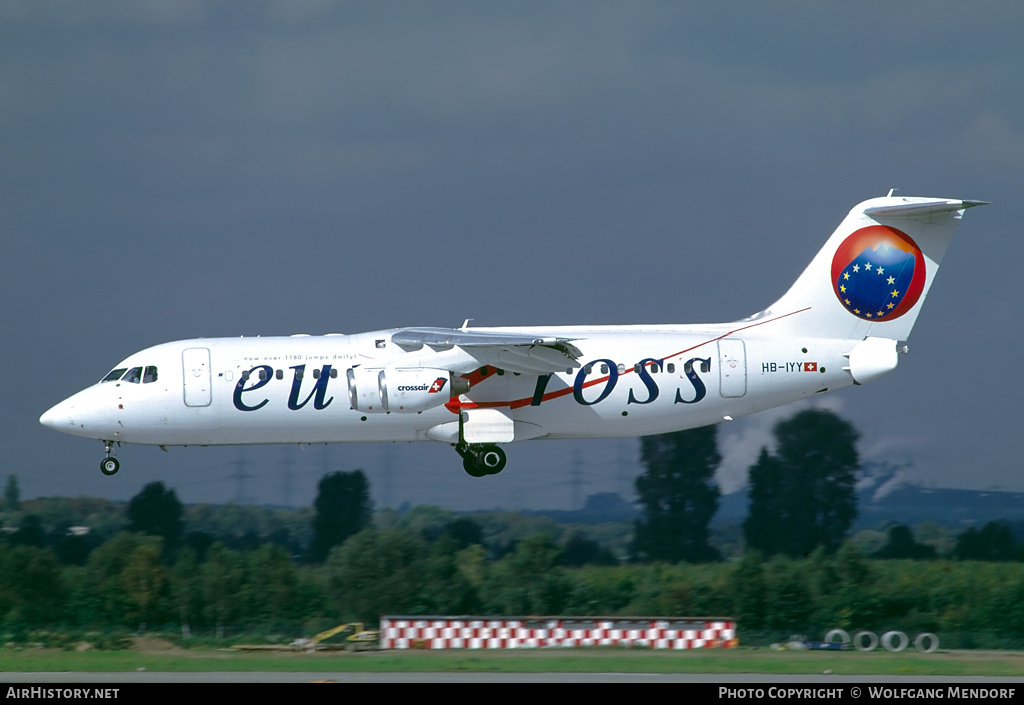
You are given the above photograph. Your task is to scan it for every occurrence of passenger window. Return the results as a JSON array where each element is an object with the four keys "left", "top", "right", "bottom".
[
  {"left": 684, "top": 361, "right": 692, "bottom": 373},
  {"left": 667, "top": 363, "right": 675, "bottom": 374},
  {"left": 102, "top": 368, "right": 127, "bottom": 382},
  {"left": 600, "top": 364, "right": 608, "bottom": 374},
  {"left": 143, "top": 366, "right": 158, "bottom": 383},
  {"left": 313, "top": 368, "right": 320, "bottom": 379},
  {"left": 650, "top": 363, "right": 661, "bottom": 374},
  {"left": 276, "top": 369, "right": 283, "bottom": 380},
  {"left": 700, "top": 361, "right": 710, "bottom": 373},
  {"left": 330, "top": 369, "right": 338, "bottom": 379},
  {"left": 258, "top": 369, "right": 268, "bottom": 381},
  {"left": 124, "top": 367, "right": 143, "bottom": 384},
  {"left": 617, "top": 363, "right": 625, "bottom": 375}
]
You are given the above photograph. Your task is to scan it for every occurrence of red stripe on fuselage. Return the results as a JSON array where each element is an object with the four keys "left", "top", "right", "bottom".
[{"left": 456, "top": 308, "right": 811, "bottom": 411}]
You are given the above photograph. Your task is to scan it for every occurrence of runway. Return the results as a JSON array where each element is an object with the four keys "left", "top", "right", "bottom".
[{"left": 4, "top": 672, "right": 1024, "bottom": 684}]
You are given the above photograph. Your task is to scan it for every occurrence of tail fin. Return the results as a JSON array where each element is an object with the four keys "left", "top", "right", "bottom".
[{"left": 759, "top": 195, "right": 988, "bottom": 342}]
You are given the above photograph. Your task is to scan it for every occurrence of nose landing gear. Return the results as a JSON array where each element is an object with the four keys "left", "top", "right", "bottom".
[
  {"left": 100, "top": 441, "right": 120, "bottom": 476},
  {"left": 456, "top": 442, "right": 507, "bottom": 477}
]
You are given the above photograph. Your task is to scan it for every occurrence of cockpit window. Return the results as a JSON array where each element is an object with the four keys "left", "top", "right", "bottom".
[
  {"left": 143, "top": 366, "right": 159, "bottom": 383},
  {"left": 123, "top": 367, "right": 143, "bottom": 384},
  {"left": 102, "top": 368, "right": 127, "bottom": 382}
]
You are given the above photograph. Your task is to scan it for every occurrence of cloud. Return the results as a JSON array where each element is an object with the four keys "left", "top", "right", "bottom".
[{"left": 856, "top": 456, "right": 919, "bottom": 501}]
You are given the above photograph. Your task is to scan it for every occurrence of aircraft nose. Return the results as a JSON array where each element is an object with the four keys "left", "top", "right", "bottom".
[
  {"left": 40, "top": 399, "right": 74, "bottom": 430},
  {"left": 40, "top": 387, "right": 122, "bottom": 440}
]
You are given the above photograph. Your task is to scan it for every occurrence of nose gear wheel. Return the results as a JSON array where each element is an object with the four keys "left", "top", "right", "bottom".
[{"left": 100, "top": 441, "right": 120, "bottom": 476}]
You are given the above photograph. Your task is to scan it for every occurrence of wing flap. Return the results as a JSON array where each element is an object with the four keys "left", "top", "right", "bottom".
[{"left": 392, "top": 327, "right": 582, "bottom": 375}]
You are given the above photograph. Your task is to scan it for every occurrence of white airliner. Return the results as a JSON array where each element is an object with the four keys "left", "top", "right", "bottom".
[{"left": 41, "top": 194, "right": 986, "bottom": 477}]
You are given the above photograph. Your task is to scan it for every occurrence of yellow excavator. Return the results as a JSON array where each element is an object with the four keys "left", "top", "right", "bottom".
[{"left": 306, "top": 622, "right": 380, "bottom": 651}]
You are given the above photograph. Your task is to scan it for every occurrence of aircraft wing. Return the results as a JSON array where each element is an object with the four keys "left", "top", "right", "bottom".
[{"left": 392, "top": 327, "right": 583, "bottom": 375}]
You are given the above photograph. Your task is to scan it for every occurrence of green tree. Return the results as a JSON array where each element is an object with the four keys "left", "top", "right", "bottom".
[
  {"left": 170, "top": 548, "right": 202, "bottom": 638},
  {"left": 418, "top": 535, "right": 481, "bottom": 614},
  {"left": 438, "top": 517, "right": 484, "bottom": 549},
  {"left": 873, "top": 524, "right": 937, "bottom": 560},
  {"left": 120, "top": 540, "right": 168, "bottom": 629},
  {"left": 953, "top": 521, "right": 1018, "bottom": 561},
  {"left": 731, "top": 551, "right": 767, "bottom": 629},
  {"left": 4, "top": 474, "right": 20, "bottom": 512},
  {"left": 308, "top": 471, "right": 372, "bottom": 563},
  {"left": 246, "top": 543, "right": 300, "bottom": 626},
  {"left": 127, "top": 482, "right": 184, "bottom": 553},
  {"left": 202, "top": 543, "right": 245, "bottom": 638},
  {"left": 484, "top": 533, "right": 568, "bottom": 614},
  {"left": 81, "top": 532, "right": 164, "bottom": 625},
  {"left": 743, "top": 409, "right": 859, "bottom": 557},
  {"left": 633, "top": 426, "right": 722, "bottom": 563},
  {"left": 0, "top": 545, "right": 65, "bottom": 624},
  {"left": 326, "top": 527, "right": 426, "bottom": 622},
  {"left": 10, "top": 515, "right": 46, "bottom": 548},
  {"left": 562, "top": 533, "right": 618, "bottom": 567},
  {"left": 764, "top": 557, "right": 815, "bottom": 631}
]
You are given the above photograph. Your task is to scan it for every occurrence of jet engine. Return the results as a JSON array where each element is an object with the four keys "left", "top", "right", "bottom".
[{"left": 347, "top": 367, "right": 469, "bottom": 413}]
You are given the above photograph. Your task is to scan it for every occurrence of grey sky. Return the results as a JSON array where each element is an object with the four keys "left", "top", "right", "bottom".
[{"left": 3, "top": 1, "right": 1022, "bottom": 511}]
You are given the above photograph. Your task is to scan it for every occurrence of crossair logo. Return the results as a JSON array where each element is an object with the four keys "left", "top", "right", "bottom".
[
  {"left": 831, "top": 225, "right": 925, "bottom": 322},
  {"left": 397, "top": 378, "right": 447, "bottom": 393}
]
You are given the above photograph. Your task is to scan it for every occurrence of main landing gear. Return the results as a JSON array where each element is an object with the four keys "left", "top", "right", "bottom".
[
  {"left": 100, "top": 441, "right": 120, "bottom": 476},
  {"left": 456, "top": 442, "right": 507, "bottom": 477}
]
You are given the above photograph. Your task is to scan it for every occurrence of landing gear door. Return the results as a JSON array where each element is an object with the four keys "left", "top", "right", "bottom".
[
  {"left": 182, "top": 347, "right": 212, "bottom": 407},
  {"left": 461, "top": 408, "right": 515, "bottom": 443},
  {"left": 718, "top": 339, "right": 747, "bottom": 398}
]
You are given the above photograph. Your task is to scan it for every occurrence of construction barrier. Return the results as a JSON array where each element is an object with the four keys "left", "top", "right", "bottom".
[{"left": 380, "top": 616, "right": 738, "bottom": 650}]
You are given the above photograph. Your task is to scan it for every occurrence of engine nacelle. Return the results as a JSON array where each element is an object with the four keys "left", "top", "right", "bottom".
[
  {"left": 381, "top": 368, "right": 469, "bottom": 412},
  {"left": 347, "top": 367, "right": 385, "bottom": 412},
  {"left": 347, "top": 367, "right": 469, "bottom": 413}
]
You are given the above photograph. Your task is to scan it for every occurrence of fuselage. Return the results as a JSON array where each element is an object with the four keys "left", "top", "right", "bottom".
[
  {"left": 40, "top": 195, "right": 984, "bottom": 476},
  {"left": 39, "top": 321, "right": 860, "bottom": 448}
]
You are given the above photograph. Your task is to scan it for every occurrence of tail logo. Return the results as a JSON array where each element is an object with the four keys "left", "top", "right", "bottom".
[{"left": 830, "top": 225, "right": 925, "bottom": 321}]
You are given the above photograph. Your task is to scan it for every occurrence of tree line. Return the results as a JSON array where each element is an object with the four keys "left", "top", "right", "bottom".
[
  {"left": 4, "top": 524, "right": 1024, "bottom": 648},
  {"left": 630, "top": 408, "right": 1024, "bottom": 564},
  {"left": 2, "top": 407, "right": 1024, "bottom": 646}
]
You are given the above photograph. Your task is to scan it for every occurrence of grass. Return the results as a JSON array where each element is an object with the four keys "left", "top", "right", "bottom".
[{"left": 1, "top": 646, "right": 1024, "bottom": 676}]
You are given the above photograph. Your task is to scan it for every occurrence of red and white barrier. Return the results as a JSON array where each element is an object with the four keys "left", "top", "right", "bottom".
[{"left": 380, "top": 617, "right": 737, "bottom": 650}]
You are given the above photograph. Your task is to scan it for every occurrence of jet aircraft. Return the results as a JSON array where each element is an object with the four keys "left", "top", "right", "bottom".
[{"left": 40, "top": 194, "right": 986, "bottom": 477}]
